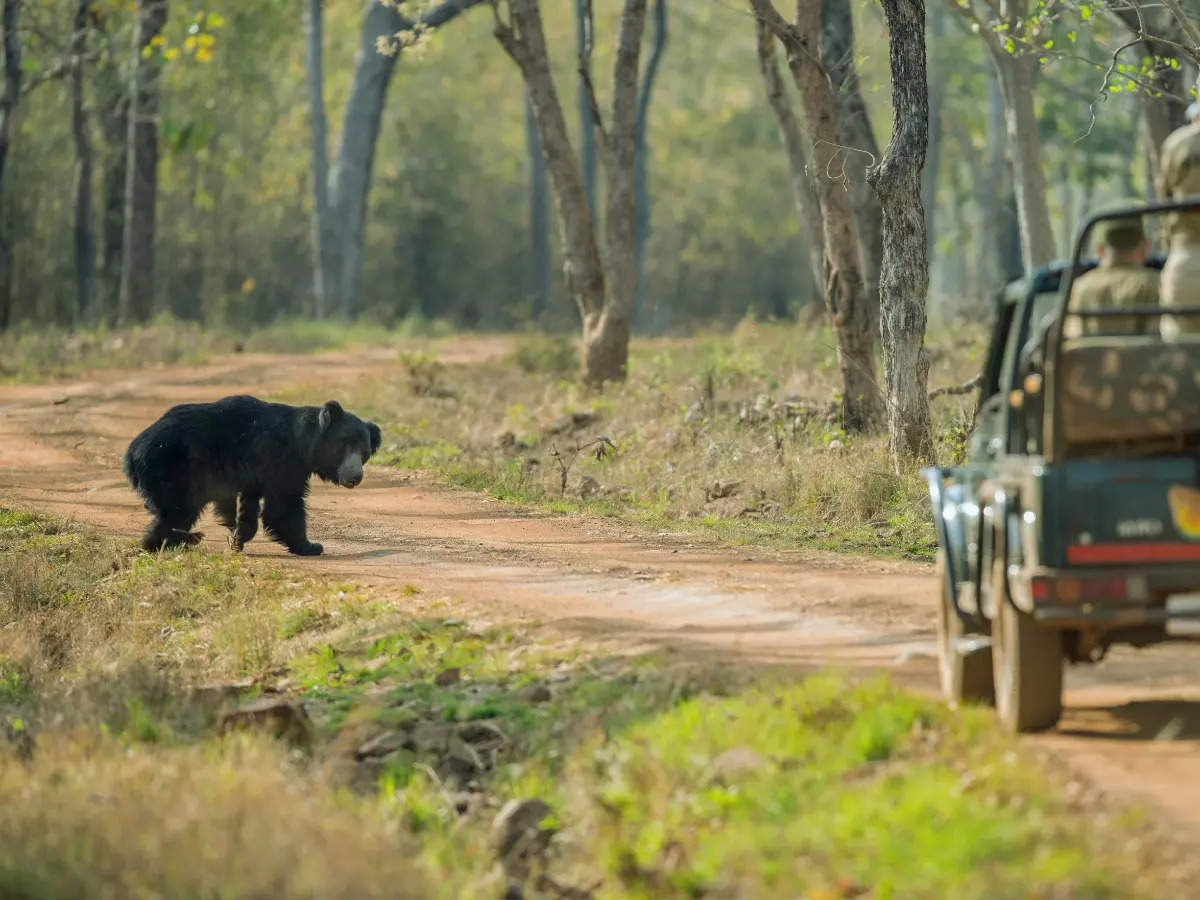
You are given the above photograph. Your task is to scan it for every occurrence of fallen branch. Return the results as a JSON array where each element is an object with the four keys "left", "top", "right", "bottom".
[
  {"left": 549, "top": 436, "right": 616, "bottom": 496},
  {"left": 928, "top": 374, "right": 982, "bottom": 400}
]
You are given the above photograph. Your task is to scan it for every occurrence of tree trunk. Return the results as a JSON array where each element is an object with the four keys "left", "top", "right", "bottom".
[
  {"left": 821, "top": 0, "right": 883, "bottom": 339},
  {"left": 632, "top": 0, "right": 666, "bottom": 330},
  {"left": 495, "top": 0, "right": 608, "bottom": 380},
  {"left": 71, "top": 0, "right": 97, "bottom": 326},
  {"left": 592, "top": 0, "right": 647, "bottom": 383},
  {"left": 977, "top": 71, "right": 1007, "bottom": 297},
  {"left": 305, "top": 0, "right": 334, "bottom": 318},
  {"left": 1057, "top": 156, "right": 1074, "bottom": 263},
  {"left": 990, "top": 50, "right": 1055, "bottom": 271},
  {"left": 328, "top": 0, "right": 482, "bottom": 318},
  {"left": 575, "top": 0, "right": 597, "bottom": 217},
  {"left": 118, "top": 0, "right": 167, "bottom": 325},
  {"left": 96, "top": 38, "right": 127, "bottom": 324},
  {"left": 753, "top": 15, "right": 823, "bottom": 298},
  {"left": 869, "top": 0, "right": 933, "bottom": 469},
  {"left": 525, "top": 90, "right": 550, "bottom": 320},
  {"left": 750, "top": 0, "right": 884, "bottom": 432},
  {"left": 921, "top": 2, "right": 945, "bottom": 257},
  {"left": 0, "top": 0, "right": 20, "bottom": 331}
]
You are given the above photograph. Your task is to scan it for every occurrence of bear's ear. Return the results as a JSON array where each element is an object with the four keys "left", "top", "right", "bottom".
[
  {"left": 367, "top": 422, "right": 382, "bottom": 456},
  {"left": 319, "top": 400, "right": 344, "bottom": 431}
]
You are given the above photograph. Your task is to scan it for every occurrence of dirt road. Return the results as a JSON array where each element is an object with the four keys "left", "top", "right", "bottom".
[{"left": 3, "top": 343, "right": 1200, "bottom": 834}]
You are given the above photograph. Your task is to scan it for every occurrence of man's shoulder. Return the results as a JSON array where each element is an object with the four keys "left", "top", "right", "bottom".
[{"left": 1164, "top": 122, "right": 1200, "bottom": 153}]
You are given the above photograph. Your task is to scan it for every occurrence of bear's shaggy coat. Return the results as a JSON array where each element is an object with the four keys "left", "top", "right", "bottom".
[{"left": 124, "top": 395, "right": 381, "bottom": 555}]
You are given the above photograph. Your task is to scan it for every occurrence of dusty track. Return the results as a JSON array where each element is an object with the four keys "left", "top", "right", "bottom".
[{"left": 3, "top": 341, "right": 1200, "bottom": 834}]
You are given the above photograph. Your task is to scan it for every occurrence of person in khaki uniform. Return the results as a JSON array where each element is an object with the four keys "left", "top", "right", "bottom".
[
  {"left": 1064, "top": 214, "right": 1160, "bottom": 338},
  {"left": 1158, "top": 102, "right": 1200, "bottom": 336}
]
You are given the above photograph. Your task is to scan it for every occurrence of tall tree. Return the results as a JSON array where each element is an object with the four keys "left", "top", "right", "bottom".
[
  {"left": 492, "top": 0, "right": 649, "bottom": 387},
  {"left": 750, "top": 0, "right": 884, "bottom": 431},
  {"left": 575, "top": 0, "right": 597, "bottom": 218},
  {"left": 820, "top": 0, "right": 883, "bottom": 336},
  {"left": 632, "top": 0, "right": 666, "bottom": 330},
  {"left": 949, "top": 0, "right": 1055, "bottom": 271},
  {"left": 0, "top": 0, "right": 20, "bottom": 331},
  {"left": 331, "top": 0, "right": 483, "bottom": 317},
  {"left": 753, "top": 15, "right": 823, "bottom": 306},
  {"left": 869, "top": 0, "right": 934, "bottom": 468},
  {"left": 922, "top": 2, "right": 946, "bottom": 256},
  {"left": 118, "top": 0, "right": 167, "bottom": 325},
  {"left": 70, "top": 0, "right": 96, "bottom": 325},
  {"left": 95, "top": 26, "right": 126, "bottom": 323},
  {"left": 525, "top": 90, "right": 549, "bottom": 320},
  {"left": 305, "top": 0, "right": 333, "bottom": 318}
]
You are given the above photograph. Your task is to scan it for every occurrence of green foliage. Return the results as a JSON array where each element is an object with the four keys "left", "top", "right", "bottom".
[{"left": 512, "top": 333, "right": 579, "bottom": 378}]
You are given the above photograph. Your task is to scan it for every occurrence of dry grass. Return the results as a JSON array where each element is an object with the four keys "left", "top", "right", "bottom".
[
  {"left": 0, "top": 733, "right": 426, "bottom": 899},
  {"left": 305, "top": 319, "right": 986, "bottom": 559}
]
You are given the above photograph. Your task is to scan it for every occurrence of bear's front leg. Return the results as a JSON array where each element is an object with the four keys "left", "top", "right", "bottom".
[{"left": 262, "top": 492, "right": 323, "bottom": 556}]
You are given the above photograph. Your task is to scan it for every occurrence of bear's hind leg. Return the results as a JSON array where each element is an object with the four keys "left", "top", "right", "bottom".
[
  {"left": 232, "top": 493, "right": 261, "bottom": 552},
  {"left": 141, "top": 502, "right": 204, "bottom": 552},
  {"left": 262, "top": 492, "right": 322, "bottom": 556}
]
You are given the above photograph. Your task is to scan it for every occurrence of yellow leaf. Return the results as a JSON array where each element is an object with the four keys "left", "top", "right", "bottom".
[
  {"left": 241, "top": 277, "right": 256, "bottom": 295},
  {"left": 195, "top": 47, "right": 213, "bottom": 63},
  {"left": 198, "top": 33, "right": 215, "bottom": 48},
  {"left": 150, "top": 34, "right": 166, "bottom": 48},
  {"left": 184, "top": 35, "right": 197, "bottom": 52},
  {"left": 163, "top": 47, "right": 179, "bottom": 61}
]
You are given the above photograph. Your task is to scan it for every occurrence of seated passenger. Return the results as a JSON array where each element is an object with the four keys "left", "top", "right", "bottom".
[{"left": 1064, "top": 214, "right": 1160, "bottom": 338}]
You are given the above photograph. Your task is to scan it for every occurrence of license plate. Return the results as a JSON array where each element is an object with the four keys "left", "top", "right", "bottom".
[{"left": 1167, "top": 485, "right": 1200, "bottom": 538}]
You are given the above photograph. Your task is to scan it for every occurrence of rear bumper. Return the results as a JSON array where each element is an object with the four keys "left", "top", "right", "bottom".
[{"left": 1023, "top": 564, "right": 1200, "bottom": 627}]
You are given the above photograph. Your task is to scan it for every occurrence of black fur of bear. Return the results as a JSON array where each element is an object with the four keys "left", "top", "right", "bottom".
[{"left": 123, "top": 395, "right": 381, "bottom": 555}]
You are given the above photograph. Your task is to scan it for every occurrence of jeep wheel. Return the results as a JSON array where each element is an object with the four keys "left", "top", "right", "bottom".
[
  {"left": 992, "top": 566, "right": 1063, "bottom": 733},
  {"left": 935, "top": 551, "right": 995, "bottom": 706}
]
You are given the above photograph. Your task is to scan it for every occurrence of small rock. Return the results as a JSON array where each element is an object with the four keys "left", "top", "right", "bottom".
[
  {"left": 412, "top": 721, "right": 452, "bottom": 755},
  {"left": 707, "top": 746, "right": 767, "bottom": 784},
  {"left": 548, "top": 411, "right": 600, "bottom": 436},
  {"left": 518, "top": 683, "right": 552, "bottom": 703},
  {"left": 683, "top": 402, "right": 705, "bottom": 425},
  {"left": 495, "top": 431, "right": 517, "bottom": 450},
  {"left": 827, "top": 439, "right": 845, "bottom": 452},
  {"left": 706, "top": 479, "right": 742, "bottom": 500},
  {"left": 578, "top": 476, "right": 601, "bottom": 499},
  {"left": 354, "top": 730, "right": 410, "bottom": 761},
  {"left": 445, "top": 735, "right": 485, "bottom": 779},
  {"left": 435, "top": 667, "right": 462, "bottom": 687},
  {"left": 492, "top": 798, "right": 554, "bottom": 860},
  {"left": 217, "top": 699, "right": 312, "bottom": 746},
  {"left": 457, "top": 720, "right": 507, "bottom": 750}
]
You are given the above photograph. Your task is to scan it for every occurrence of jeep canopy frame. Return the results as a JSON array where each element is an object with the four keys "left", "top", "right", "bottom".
[{"left": 1045, "top": 198, "right": 1200, "bottom": 463}]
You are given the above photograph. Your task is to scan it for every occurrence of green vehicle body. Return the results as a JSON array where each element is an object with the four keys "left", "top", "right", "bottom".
[{"left": 923, "top": 200, "right": 1200, "bottom": 733}]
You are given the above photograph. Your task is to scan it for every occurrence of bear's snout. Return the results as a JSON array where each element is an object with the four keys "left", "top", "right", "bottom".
[{"left": 336, "top": 451, "right": 364, "bottom": 488}]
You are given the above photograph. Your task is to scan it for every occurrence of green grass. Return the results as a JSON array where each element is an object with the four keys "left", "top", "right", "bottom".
[{"left": 0, "top": 505, "right": 1178, "bottom": 898}]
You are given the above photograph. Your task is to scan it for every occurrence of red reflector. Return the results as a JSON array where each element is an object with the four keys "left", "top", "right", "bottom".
[
  {"left": 1031, "top": 579, "right": 1051, "bottom": 600},
  {"left": 1067, "top": 543, "right": 1200, "bottom": 564}
]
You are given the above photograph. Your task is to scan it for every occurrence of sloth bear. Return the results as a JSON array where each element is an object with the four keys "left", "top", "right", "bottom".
[{"left": 123, "top": 395, "right": 381, "bottom": 556}]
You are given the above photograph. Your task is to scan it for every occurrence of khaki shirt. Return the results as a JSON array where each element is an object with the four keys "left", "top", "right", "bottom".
[
  {"left": 1065, "top": 264, "right": 1161, "bottom": 337},
  {"left": 1159, "top": 121, "right": 1200, "bottom": 244}
]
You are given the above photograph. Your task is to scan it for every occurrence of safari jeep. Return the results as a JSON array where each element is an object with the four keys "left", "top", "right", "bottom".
[{"left": 923, "top": 200, "right": 1200, "bottom": 733}]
